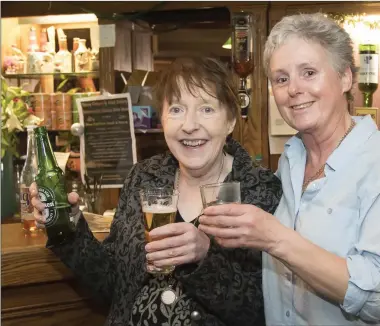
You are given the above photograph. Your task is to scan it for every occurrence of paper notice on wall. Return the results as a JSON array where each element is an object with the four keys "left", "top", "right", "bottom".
[
  {"left": 269, "top": 135, "right": 292, "bottom": 155},
  {"left": 54, "top": 152, "right": 70, "bottom": 173},
  {"left": 77, "top": 93, "right": 136, "bottom": 188},
  {"left": 99, "top": 24, "right": 116, "bottom": 48},
  {"left": 268, "top": 85, "right": 297, "bottom": 136}
]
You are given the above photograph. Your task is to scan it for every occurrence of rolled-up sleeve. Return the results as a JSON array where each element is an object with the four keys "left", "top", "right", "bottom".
[{"left": 342, "top": 194, "right": 380, "bottom": 322}]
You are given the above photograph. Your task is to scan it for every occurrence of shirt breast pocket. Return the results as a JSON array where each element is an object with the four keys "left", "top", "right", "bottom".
[{"left": 299, "top": 204, "right": 359, "bottom": 257}]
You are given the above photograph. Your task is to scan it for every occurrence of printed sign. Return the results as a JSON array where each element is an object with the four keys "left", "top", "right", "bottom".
[{"left": 77, "top": 93, "right": 137, "bottom": 188}]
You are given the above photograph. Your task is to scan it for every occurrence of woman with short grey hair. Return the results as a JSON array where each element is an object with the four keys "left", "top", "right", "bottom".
[{"left": 200, "top": 12, "right": 380, "bottom": 326}]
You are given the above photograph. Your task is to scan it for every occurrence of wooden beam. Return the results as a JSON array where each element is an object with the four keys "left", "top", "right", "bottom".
[{"left": 1, "top": 1, "right": 267, "bottom": 18}]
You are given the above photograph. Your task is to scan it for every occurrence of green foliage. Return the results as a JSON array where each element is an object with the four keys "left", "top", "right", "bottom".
[{"left": 1, "top": 76, "right": 41, "bottom": 159}]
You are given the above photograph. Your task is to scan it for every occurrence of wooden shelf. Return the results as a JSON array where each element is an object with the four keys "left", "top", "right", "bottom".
[
  {"left": 3, "top": 72, "right": 99, "bottom": 79},
  {"left": 135, "top": 128, "right": 163, "bottom": 134}
]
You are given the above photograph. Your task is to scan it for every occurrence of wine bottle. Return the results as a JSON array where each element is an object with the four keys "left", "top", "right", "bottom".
[{"left": 358, "top": 44, "right": 378, "bottom": 107}]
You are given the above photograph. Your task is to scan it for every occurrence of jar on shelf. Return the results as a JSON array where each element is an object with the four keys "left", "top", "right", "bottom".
[
  {"left": 52, "top": 93, "right": 72, "bottom": 130},
  {"left": 74, "top": 39, "right": 90, "bottom": 72},
  {"left": 31, "top": 93, "right": 52, "bottom": 129}
]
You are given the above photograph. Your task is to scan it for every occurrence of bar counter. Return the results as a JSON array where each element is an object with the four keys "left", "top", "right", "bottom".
[{"left": 1, "top": 222, "right": 108, "bottom": 326}]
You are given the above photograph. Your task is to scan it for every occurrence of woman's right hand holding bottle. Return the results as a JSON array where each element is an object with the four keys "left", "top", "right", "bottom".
[{"left": 29, "top": 182, "right": 81, "bottom": 229}]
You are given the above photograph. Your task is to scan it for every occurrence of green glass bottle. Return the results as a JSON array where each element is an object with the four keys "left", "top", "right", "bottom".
[
  {"left": 34, "top": 126, "right": 75, "bottom": 244},
  {"left": 358, "top": 44, "right": 379, "bottom": 107}
]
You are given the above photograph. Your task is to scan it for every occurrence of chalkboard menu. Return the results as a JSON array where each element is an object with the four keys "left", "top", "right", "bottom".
[{"left": 77, "top": 94, "right": 137, "bottom": 188}]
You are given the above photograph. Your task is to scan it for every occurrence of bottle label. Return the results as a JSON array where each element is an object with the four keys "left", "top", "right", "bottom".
[
  {"left": 20, "top": 186, "right": 34, "bottom": 220},
  {"left": 38, "top": 186, "right": 58, "bottom": 227},
  {"left": 359, "top": 53, "right": 379, "bottom": 84}
]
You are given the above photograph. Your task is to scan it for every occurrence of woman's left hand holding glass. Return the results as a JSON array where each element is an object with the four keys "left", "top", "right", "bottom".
[
  {"left": 145, "top": 222, "right": 211, "bottom": 269},
  {"left": 199, "top": 203, "right": 287, "bottom": 254}
]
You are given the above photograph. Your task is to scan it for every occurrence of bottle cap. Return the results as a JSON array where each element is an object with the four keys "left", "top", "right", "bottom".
[{"left": 26, "top": 125, "right": 37, "bottom": 131}]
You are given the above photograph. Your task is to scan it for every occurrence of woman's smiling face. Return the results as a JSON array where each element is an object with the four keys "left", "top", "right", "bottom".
[
  {"left": 269, "top": 36, "right": 351, "bottom": 134},
  {"left": 161, "top": 78, "right": 235, "bottom": 174}
]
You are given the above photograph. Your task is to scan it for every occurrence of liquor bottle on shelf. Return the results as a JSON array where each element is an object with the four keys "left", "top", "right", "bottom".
[
  {"left": 40, "top": 28, "right": 48, "bottom": 52},
  {"left": 27, "top": 27, "right": 40, "bottom": 52},
  {"left": 358, "top": 43, "right": 379, "bottom": 107},
  {"left": 55, "top": 36, "right": 72, "bottom": 73},
  {"left": 72, "top": 37, "right": 80, "bottom": 72},
  {"left": 27, "top": 27, "right": 41, "bottom": 73},
  {"left": 20, "top": 125, "right": 39, "bottom": 232},
  {"left": 74, "top": 39, "right": 91, "bottom": 72},
  {"left": 34, "top": 126, "right": 76, "bottom": 244},
  {"left": 232, "top": 13, "right": 254, "bottom": 119}
]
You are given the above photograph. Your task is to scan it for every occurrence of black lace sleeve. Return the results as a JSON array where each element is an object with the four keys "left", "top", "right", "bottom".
[{"left": 46, "top": 164, "right": 139, "bottom": 304}]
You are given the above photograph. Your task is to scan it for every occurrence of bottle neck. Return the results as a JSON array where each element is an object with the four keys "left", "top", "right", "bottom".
[
  {"left": 28, "top": 29, "right": 39, "bottom": 52},
  {"left": 59, "top": 39, "right": 68, "bottom": 51},
  {"left": 239, "top": 78, "right": 247, "bottom": 91},
  {"left": 363, "top": 92, "right": 373, "bottom": 107},
  {"left": 40, "top": 30, "right": 48, "bottom": 52},
  {"left": 25, "top": 129, "right": 37, "bottom": 167},
  {"left": 35, "top": 132, "right": 59, "bottom": 172}
]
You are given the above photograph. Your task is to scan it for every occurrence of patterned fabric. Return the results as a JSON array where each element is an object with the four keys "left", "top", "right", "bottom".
[{"left": 48, "top": 138, "right": 282, "bottom": 326}]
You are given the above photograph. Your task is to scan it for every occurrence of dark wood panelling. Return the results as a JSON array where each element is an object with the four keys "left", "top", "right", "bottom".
[{"left": 1, "top": 223, "right": 108, "bottom": 326}]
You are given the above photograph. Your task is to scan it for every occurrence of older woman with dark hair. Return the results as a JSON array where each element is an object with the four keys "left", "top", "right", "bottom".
[
  {"left": 30, "top": 56, "right": 282, "bottom": 325},
  {"left": 200, "top": 13, "right": 380, "bottom": 326}
]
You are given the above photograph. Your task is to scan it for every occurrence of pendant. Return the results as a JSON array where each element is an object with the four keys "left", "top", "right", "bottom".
[{"left": 161, "top": 286, "right": 177, "bottom": 305}]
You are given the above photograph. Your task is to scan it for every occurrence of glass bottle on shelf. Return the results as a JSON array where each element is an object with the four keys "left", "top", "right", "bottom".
[
  {"left": 40, "top": 28, "right": 48, "bottom": 52},
  {"left": 232, "top": 13, "right": 254, "bottom": 119},
  {"left": 71, "top": 37, "right": 80, "bottom": 71},
  {"left": 27, "top": 27, "right": 42, "bottom": 73},
  {"left": 75, "top": 38, "right": 91, "bottom": 72},
  {"left": 27, "top": 27, "right": 40, "bottom": 52},
  {"left": 9, "top": 44, "right": 26, "bottom": 74},
  {"left": 358, "top": 44, "right": 379, "bottom": 107},
  {"left": 20, "top": 125, "right": 39, "bottom": 232},
  {"left": 73, "top": 38, "right": 80, "bottom": 52},
  {"left": 55, "top": 36, "right": 72, "bottom": 73}
]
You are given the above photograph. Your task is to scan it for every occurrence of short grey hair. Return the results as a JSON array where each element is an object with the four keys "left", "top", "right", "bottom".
[{"left": 263, "top": 13, "right": 357, "bottom": 101}]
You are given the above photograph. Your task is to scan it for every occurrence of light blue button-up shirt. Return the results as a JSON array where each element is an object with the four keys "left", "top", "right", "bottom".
[{"left": 263, "top": 115, "right": 380, "bottom": 326}]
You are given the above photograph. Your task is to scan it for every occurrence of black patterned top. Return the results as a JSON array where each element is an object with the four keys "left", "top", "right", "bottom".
[
  {"left": 129, "top": 211, "right": 198, "bottom": 326},
  {"left": 48, "top": 138, "right": 282, "bottom": 326}
]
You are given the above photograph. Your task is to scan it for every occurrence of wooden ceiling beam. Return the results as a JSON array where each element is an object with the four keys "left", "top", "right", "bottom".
[{"left": 1, "top": 1, "right": 267, "bottom": 18}]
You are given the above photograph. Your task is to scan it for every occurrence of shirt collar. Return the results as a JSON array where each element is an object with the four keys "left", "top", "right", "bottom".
[
  {"left": 283, "top": 115, "right": 378, "bottom": 171},
  {"left": 327, "top": 115, "right": 378, "bottom": 171},
  {"left": 284, "top": 132, "right": 304, "bottom": 161}
]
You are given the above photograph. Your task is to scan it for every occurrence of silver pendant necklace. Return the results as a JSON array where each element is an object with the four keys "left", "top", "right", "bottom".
[
  {"left": 160, "top": 274, "right": 178, "bottom": 305},
  {"left": 160, "top": 155, "right": 225, "bottom": 306}
]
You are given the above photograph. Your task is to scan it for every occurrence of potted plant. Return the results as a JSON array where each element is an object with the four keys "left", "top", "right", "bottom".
[{"left": 1, "top": 76, "right": 41, "bottom": 218}]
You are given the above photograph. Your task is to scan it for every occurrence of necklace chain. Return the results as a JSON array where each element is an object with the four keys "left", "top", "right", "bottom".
[
  {"left": 302, "top": 119, "right": 356, "bottom": 193},
  {"left": 175, "top": 156, "right": 225, "bottom": 220},
  {"left": 175, "top": 155, "right": 225, "bottom": 191}
]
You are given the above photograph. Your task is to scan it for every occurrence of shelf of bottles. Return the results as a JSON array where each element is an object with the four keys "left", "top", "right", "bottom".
[
  {"left": 4, "top": 27, "right": 99, "bottom": 76},
  {"left": 3, "top": 25, "right": 100, "bottom": 133}
]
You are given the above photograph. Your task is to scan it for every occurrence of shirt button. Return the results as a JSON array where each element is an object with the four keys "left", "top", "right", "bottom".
[
  {"left": 327, "top": 208, "right": 333, "bottom": 214},
  {"left": 190, "top": 310, "right": 202, "bottom": 321},
  {"left": 286, "top": 311, "right": 290, "bottom": 317},
  {"left": 286, "top": 273, "right": 292, "bottom": 281}
]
